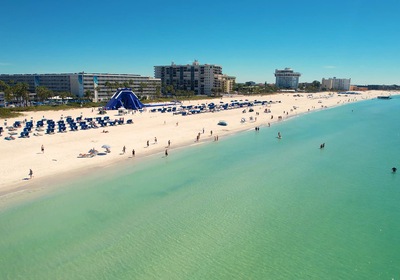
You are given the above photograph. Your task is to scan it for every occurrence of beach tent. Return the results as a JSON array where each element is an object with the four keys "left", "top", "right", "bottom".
[{"left": 104, "top": 88, "right": 144, "bottom": 110}]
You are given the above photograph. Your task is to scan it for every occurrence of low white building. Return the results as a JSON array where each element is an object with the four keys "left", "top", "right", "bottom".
[{"left": 0, "top": 73, "right": 161, "bottom": 102}]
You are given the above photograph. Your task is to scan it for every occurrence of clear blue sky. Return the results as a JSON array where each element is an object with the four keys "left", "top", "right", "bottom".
[{"left": 1, "top": 0, "right": 399, "bottom": 85}]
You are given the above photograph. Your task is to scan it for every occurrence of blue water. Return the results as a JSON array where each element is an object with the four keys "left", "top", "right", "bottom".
[{"left": 1, "top": 96, "right": 400, "bottom": 279}]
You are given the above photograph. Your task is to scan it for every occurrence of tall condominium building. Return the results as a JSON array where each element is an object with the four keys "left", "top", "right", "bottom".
[
  {"left": 321, "top": 77, "right": 351, "bottom": 91},
  {"left": 0, "top": 73, "right": 161, "bottom": 101},
  {"left": 274, "top": 68, "right": 301, "bottom": 89},
  {"left": 154, "top": 60, "right": 235, "bottom": 95}
]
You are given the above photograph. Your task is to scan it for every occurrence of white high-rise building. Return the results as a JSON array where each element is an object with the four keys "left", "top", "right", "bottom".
[{"left": 321, "top": 77, "right": 351, "bottom": 91}]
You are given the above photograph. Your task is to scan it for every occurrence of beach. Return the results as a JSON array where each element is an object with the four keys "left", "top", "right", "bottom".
[
  {"left": 0, "top": 91, "right": 387, "bottom": 194},
  {"left": 1, "top": 92, "right": 399, "bottom": 279}
]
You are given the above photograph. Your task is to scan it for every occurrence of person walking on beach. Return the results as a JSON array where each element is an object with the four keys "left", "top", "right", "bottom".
[
  {"left": 122, "top": 146, "right": 126, "bottom": 154},
  {"left": 165, "top": 149, "right": 168, "bottom": 157},
  {"left": 29, "top": 169, "right": 33, "bottom": 179},
  {"left": 154, "top": 137, "right": 158, "bottom": 144},
  {"left": 147, "top": 140, "right": 149, "bottom": 147},
  {"left": 168, "top": 140, "right": 171, "bottom": 147},
  {"left": 132, "top": 149, "right": 135, "bottom": 157},
  {"left": 41, "top": 144, "right": 44, "bottom": 153}
]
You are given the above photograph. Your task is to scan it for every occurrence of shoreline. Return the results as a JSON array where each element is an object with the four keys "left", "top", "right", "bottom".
[{"left": 0, "top": 91, "right": 391, "bottom": 197}]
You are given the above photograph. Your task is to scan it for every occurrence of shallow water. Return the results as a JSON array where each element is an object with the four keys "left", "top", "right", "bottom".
[{"left": 0, "top": 97, "right": 399, "bottom": 279}]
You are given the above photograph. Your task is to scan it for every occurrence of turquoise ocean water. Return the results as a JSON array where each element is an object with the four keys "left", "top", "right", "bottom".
[{"left": 0, "top": 97, "right": 399, "bottom": 279}]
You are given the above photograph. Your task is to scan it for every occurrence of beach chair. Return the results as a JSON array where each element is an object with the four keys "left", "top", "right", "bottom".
[
  {"left": 36, "top": 121, "right": 43, "bottom": 128},
  {"left": 20, "top": 131, "right": 29, "bottom": 138},
  {"left": 46, "top": 128, "right": 54, "bottom": 134},
  {"left": 69, "top": 124, "right": 77, "bottom": 131}
]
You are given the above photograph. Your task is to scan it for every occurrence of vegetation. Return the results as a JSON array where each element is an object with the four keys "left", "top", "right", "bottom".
[
  {"left": 298, "top": 81, "right": 321, "bottom": 92},
  {"left": 1, "top": 81, "right": 31, "bottom": 106},
  {"left": 35, "top": 86, "right": 53, "bottom": 101},
  {"left": 84, "top": 90, "right": 93, "bottom": 101},
  {"left": 0, "top": 108, "right": 23, "bottom": 118},
  {"left": 234, "top": 82, "right": 278, "bottom": 95}
]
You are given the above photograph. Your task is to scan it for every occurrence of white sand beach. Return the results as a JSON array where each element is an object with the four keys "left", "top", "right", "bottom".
[{"left": 0, "top": 91, "right": 388, "bottom": 194}]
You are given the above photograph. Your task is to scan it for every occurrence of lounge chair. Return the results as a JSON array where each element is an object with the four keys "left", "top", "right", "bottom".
[{"left": 19, "top": 131, "right": 29, "bottom": 138}]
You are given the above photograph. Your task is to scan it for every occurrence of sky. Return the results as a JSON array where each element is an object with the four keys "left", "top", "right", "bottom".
[{"left": 1, "top": 0, "right": 399, "bottom": 85}]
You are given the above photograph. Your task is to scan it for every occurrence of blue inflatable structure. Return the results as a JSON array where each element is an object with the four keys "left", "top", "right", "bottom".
[{"left": 104, "top": 88, "right": 144, "bottom": 110}]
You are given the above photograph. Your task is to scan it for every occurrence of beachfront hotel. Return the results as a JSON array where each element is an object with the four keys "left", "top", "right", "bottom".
[
  {"left": 321, "top": 77, "right": 351, "bottom": 91},
  {"left": 154, "top": 60, "right": 236, "bottom": 95},
  {"left": 0, "top": 73, "right": 161, "bottom": 102},
  {"left": 274, "top": 68, "right": 301, "bottom": 89}
]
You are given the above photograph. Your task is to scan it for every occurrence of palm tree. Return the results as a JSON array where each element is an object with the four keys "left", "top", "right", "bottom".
[
  {"left": 138, "top": 82, "right": 147, "bottom": 97},
  {"left": 1, "top": 81, "right": 13, "bottom": 105},
  {"left": 0, "top": 81, "right": 11, "bottom": 104},
  {"left": 165, "top": 84, "right": 175, "bottom": 95},
  {"left": 84, "top": 90, "right": 93, "bottom": 101},
  {"left": 35, "top": 86, "right": 53, "bottom": 102},
  {"left": 153, "top": 83, "right": 161, "bottom": 98},
  {"left": 113, "top": 82, "right": 120, "bottom": 91},
  {"left": 12, "top": 82, "right": 30, "bottom": 106},
  {"left": 0, "top": 80, "right": 9, "bottom": 92},
  {"left": 59, "top": 91, "right": 72, "bottom": 103}
]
